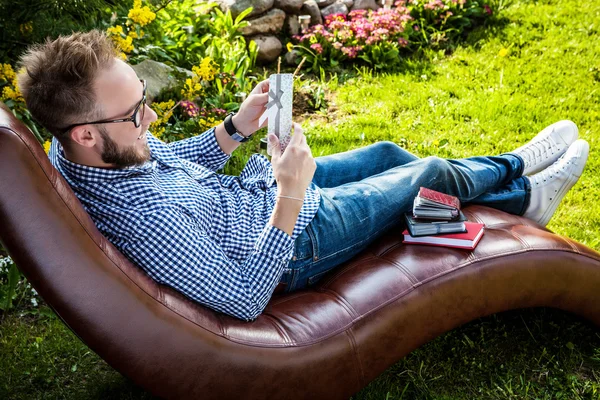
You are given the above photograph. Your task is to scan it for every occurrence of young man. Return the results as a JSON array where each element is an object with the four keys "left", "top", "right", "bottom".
[{"left": 17, "top": 30, "right": 589, "bottom": 321}]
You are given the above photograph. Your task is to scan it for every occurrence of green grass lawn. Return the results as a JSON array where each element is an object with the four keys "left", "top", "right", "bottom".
[{"left": 2, "top": 0, "right": 600, "bottom": 398}]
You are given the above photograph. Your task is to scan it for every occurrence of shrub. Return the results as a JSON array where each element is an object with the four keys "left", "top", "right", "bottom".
[{"left": 290, "top": 0, "right": 493, "bottom": 72}]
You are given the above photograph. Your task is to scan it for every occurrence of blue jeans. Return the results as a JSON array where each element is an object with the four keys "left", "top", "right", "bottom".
[{"left": 278, "top": 141, "right": 531, "bottom": 293}]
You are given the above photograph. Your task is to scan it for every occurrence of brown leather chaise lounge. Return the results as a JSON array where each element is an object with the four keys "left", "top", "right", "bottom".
[{"left": 1, "top": 102, "right": 599, "bottom": 399}]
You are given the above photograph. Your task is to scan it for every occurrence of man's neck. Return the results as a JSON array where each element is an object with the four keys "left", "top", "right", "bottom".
[{"left": 63, "top": 148, "right": 116, "bottom": 169}]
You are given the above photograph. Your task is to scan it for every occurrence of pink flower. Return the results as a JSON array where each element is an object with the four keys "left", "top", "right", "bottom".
[
  {"left": 413, "top": 24, "right": 420, "bottom": 31},
  {"left": 324, "top": 13, "right": 346, "bottom": 26},
  {"left": 341, "top": 45, "right": 363, "bottom": 59},
  {"left": 333, "top": 41, "right": 343, "bottom": 49},
  {"left": 484, "top": 5, "right": 493, "bottom": 15},
  {"left": 398, "top": 37, "right": 408, "bottom": 47},
  {"left": 180, "top": 100, "right": 199, "bottom": 118},
  {"left": 348, "top": 9, "right": 368, "bottom": 19},
  {"left": 424, "top": 0, "right": 444, "bottom": 10},
  {"left": 310, "top": 43, "right": 323, "bottom": 54}
]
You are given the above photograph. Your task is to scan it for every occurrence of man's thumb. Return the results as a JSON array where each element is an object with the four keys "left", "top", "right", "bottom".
[{"left": 268, "top": 134, "right": 281, "bottom": 159}]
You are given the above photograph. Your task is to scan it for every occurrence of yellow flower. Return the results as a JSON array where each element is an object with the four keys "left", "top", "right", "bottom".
[
  {"left": 153, "top": 126, "right": 165, "bottom": 139},
  {"left": 1, "top": 85, "right": 23, "bottom": 102},
  {"left": 19, "top": 21, "right": 33, "bottom": 36},
  {"left": 181, "top": 78, "right": 203, "bottom": 99},
  {"left": 1, "top": 63, "right": 16, "bottom": 82},
  {"left": 432, "top": 139, "right": 440, "bottom": 147},
  {"left": 121, "top": 36, "right": 134, "bottom": 53},
  {"left": 128, "top": 30, "right": 138, "bottom": 39},
  {"left": 107, "top": 25, "right": 123, "bottom": 36},
  {"left": 498, "top": 47, "right": 509, "bottom": 57},
  {"left": 193, "top": 57, "right": 219, "bottom": 82},
  {"left": 43, "top": 140, "right": 51, "bottom": 154},
  {"left": 107, "top": 25, "right": 135, "bottom": 53},
  {"left": 128, "top": 0, "right": 156, "bottom": 27},
  {"left": 118, "top": 52, "right": 128, "bottom": 61},
  {"left": 286, "top": 42, "right": 294, "bottom": 52},
  {"left": 150, "top": 100, "right": 176, "bottom": 137}
]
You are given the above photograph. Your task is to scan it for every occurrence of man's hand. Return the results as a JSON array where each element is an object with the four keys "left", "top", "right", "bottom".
[
  {"left": 231, "top": 79, "right": 270, "bottom": 137},
  {"left": 269, "top": 123, "right": 316, "bottom": 199}
]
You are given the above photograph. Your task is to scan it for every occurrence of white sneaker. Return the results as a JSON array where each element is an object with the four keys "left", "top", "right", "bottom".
[
  {"left": 510, "top": 120, "right": 578, "bottom": 176},
  {"left": 523, "top": 139, "right": 589, "bottom": 227}
]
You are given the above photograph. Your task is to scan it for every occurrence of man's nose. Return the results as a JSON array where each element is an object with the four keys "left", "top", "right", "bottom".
[{"left": 144, "top": 103, "right": 158, "bottom": 124}]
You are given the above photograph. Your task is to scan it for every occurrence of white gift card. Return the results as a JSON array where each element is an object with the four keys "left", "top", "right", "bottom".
[{"left": 258, "top": 73, "right": 293, "bottom": 155}]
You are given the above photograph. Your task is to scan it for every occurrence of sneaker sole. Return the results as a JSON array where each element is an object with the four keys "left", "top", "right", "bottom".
[{"left": 538, "top": 140, "right": 589, "bottom": 226}]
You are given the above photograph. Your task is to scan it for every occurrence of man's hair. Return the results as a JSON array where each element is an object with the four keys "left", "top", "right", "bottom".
[{"left": 17, "top": 30, "right": 118, "bottom": 148}]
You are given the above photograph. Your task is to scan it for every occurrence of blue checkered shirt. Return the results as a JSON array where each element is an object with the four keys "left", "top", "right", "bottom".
[{"left": 48, "top": 128, "right": 320, "bottom": 321}]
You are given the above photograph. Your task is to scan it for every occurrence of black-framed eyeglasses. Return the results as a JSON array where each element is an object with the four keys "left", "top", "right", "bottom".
[{"left": 61, "top": 79, "right": 147, "bottom": 134}]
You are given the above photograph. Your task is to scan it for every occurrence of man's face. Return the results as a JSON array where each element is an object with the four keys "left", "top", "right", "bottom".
[{"left": 92, "top": 59, "right": 157, "bottom": 168}]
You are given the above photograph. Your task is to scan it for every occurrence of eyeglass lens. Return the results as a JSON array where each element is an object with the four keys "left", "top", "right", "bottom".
[{"left": 135, "top": 98, "right": 146, "bottom": 128}]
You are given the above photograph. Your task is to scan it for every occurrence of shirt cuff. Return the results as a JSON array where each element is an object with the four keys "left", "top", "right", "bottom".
[
  {"left": 198, "top": 127, "right": 231, "bottom": 170},
  {"left": 255, "top": 224, "right": 295, "bottom": 260}
]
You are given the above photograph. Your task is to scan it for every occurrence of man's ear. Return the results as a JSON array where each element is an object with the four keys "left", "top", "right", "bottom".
[{"left": 69, "top": 126, "right": 98, "bottom": 148}]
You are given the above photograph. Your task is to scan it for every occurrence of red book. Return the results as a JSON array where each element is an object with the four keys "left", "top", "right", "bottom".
[
  {"left": 402, "top": 222, "right": 485, "bottom": 250},
  {"left": 418, "top": 187, "right": 461, "bottom": 210}
]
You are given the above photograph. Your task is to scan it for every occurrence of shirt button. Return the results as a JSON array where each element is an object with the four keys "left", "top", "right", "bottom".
[
  {"left": 292, "top": 256, "right": 297, "bottom": 261},
  {"left": 313, "top": 256, "right": 319, "bottom": 261}
]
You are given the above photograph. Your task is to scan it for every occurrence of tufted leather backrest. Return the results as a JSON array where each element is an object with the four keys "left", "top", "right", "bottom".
[{"left": 1, "top": 102, "right": 599, "bottom": 399}]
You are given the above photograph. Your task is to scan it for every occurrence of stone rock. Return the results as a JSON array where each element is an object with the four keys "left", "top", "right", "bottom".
[
  {"left": 285, "top": 14, "right": 301, "bottom": 36},
  {"left": 240, "top": 8, "right": 286, "bottom": 36},
  {"left": 300, "top": 0, "right": 323, "bottom": 26},
  {"left": 342, "top": 0, "right": 354, "bottom": 8},
  {"left": 131, "top": 60, "right": 192, "bottom": 103},
  {"left": 315, "top": 0, "right": 335, "bottom": 7},
  {"left": 321, "top": 2, "right": 349, "bottom": 18},
  {"left": 351, "top": 0, "right": 380, "bottom": 11},
  {"left": 284, "top": 49, "right": 302, "bottom": 66},
  {"left": 273, "top": 0, "right": 303, "bottom": 13},
  {"left": 217, "top": 0, "right": 274, "bottom": 19},
  {"left": 249, "top": 35, "right": 283, "bottom": 63}
]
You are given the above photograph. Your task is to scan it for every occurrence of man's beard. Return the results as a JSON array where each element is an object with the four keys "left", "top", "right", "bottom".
[{"left": 99, "top": 127, "right": 151, "bottom": 168}]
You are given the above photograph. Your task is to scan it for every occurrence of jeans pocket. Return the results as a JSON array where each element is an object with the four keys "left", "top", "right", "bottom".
[
  {"left": 307, "top": 268, "right": 332, "bottom": 286},
  {"left": 293, "top": 226, "right": 314, "bottom": 261}
]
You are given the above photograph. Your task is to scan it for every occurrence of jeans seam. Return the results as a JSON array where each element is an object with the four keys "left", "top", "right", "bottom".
[
  {"left": 519, "top": 176, "right": 532, "bottom": 215},
  {"left": 285, "top": 268, "right": 300, "bottom": 293},
  {"left": 305, "top": 222, "right": 319, "bottom": 260}
]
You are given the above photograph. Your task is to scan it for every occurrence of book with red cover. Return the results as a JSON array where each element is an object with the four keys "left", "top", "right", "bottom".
[
  {"left": 413, "top": 187, "right": 461, "bottom": 220},
  {"left": 402, "top": 222, "right": 485, "bottom": 250},
  {"left": 417, "top": 187, "right": 461, "bottom": 210}
]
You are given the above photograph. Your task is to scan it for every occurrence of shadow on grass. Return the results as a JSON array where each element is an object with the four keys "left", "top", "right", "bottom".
[{"left": 352, "top": 307, "right": 600, "bottom": 399}]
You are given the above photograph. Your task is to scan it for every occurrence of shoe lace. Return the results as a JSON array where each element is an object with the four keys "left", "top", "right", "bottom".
[
  {"left": 517, "top": 132, "right": 560, "bottom": 167},
  {"left": 531, "top": 151, "right": 570, "bottom": 186}
]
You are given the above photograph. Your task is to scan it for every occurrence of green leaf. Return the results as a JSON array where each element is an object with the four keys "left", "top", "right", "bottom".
[
  {"left": 3, "top": 262, "right": 20, "bottom": 311},
  {"left": 566, "top": 342, "right": 575, "bottom": 350},
  {"left": 235, "top": 7, "right": 254, "bottom": 25}
]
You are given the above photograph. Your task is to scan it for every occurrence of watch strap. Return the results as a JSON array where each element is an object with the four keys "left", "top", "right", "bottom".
[{"left": 224, "top": 112, "right": 250, "bottom": 143}]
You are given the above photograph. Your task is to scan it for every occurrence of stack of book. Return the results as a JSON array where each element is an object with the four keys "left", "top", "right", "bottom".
[{"left": 402, "top": 187, "right": 484, "bottom": 250}]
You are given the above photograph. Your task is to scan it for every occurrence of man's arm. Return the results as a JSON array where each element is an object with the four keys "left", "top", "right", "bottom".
[
  {"left": 213, "top": 114, "right": 247, "bottom": 155},
  {"left": 124, "top": 206, "right": 296, "bottom": 321},
  {"left": 166, "top": 80, "right": 270, "bottom": 163}
]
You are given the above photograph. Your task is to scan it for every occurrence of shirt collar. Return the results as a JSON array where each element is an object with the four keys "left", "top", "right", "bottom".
[{"left": 54, "top": 133, "right": 158, "bottom": 183}]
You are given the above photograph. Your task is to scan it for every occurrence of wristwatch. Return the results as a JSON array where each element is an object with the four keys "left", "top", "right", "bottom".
[{"left": 224, "top": 112, "right": 251, "bottom": 143}]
